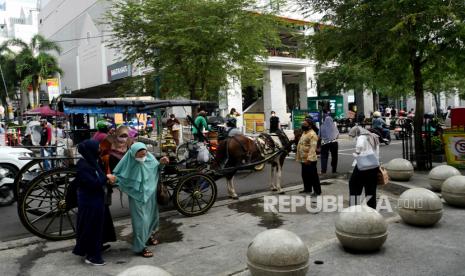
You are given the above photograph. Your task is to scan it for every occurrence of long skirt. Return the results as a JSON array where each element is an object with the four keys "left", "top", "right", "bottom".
[
  {"left": 129, "top": 194, "right": 159, "bottom": 253},
  {"left": 73, "top": 204, "right": 116, "bottom": 260}
]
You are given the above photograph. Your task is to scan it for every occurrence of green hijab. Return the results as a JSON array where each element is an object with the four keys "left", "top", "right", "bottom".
[{"left": 113, "top": 142, "right": 159, "bottom": 203}]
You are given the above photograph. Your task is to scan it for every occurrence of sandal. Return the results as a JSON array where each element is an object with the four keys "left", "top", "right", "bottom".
[
  {"left": 140, "top": 248, "right": 153, "bottom": 258},
  {"left": 146, "top": 236, "right": 160, "bottom": 246}
]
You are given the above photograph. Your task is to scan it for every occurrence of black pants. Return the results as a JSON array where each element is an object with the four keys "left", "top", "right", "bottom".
[
  {"left": 302, "top": 161, "right": 321, "bottom": 194},
  {"left": 320, "top": 142, "right": 338, "bottom": 173},
  {"left": 349, "top": 166, "right": 378, "bottom": 209}
]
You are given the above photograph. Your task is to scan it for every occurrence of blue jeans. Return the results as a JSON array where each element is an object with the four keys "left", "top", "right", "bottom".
[
  {"left": 41, "top": 148, "right": 51, "bottom": 170},
  {"left": 381, "top": 128, "right": 390, "bottom": 139}
]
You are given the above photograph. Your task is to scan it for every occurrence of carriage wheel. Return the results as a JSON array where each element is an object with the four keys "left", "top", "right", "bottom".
[
  {"left": 18, "top": 168, "right": 77, "bottom": 241},
  {"left": 176, "top": 143, "right": 189, "bottom": 162},
  {"left": 173, "top": 173, "right": 217, "bottom": 217},
  {"left": 14, "top": 159, "right": 69, "bottom": 200}
]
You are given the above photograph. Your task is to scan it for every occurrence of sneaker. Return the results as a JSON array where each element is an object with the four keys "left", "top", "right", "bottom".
[
  {"left": 310, "top": 193, "right": 321, "bottom": 197},
  {"left": 85, "top": 258, "right": 106, "bottom": 266}
]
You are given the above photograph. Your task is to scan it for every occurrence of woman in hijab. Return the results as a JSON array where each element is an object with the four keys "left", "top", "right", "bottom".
[
  {"left": 319, "top": 114, "right": 340, "bottom": 174},
  {"left": 348, "top": 126, "right": 380, "bottom": 209},
  {"left": 107, "top": 142, "right": 169, "bottom": 258},
  {"left": 72, "top": 139, "right": 116, "bottom": 266}
]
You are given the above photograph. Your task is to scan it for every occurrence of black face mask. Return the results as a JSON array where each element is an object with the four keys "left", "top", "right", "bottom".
[{"left": 301, "top": 125, "right": 310, "bottom": 131}]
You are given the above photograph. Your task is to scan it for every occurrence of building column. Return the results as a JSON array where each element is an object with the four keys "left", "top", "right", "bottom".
[
  {"left": 299, "top": 65, "right": 317, "bottom": 110},
  {"left": 263, "top": 67, "right": 286, "bottom": 129},
  {"left": 219, "top": 75, "right": 243, "bottom": 127}
]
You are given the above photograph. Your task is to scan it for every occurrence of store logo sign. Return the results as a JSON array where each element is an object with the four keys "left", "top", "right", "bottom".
[{"left": 107, "top": 61, "right": 132, "bottom": 81}]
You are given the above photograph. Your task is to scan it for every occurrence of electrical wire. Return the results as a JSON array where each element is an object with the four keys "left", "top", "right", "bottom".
[{"left": 50, "top": 34, "right": 113, "bottom": 43}]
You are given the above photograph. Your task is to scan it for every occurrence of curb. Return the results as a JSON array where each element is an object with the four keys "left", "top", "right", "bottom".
[{"left": 0, "top": 174, "right": 414, "bottom": 252}]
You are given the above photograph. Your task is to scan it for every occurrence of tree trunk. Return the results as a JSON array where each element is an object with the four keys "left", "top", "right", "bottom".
[
  {"left": 354, "top": 88, "right": 364, "bottom": 116},
  {"left": 432, "top": 92, "right": 441, "bottom": 115},
  {"left": 190, "top": 85, "right": 198, "bottom": 117},
  {"left": 35, "top": 88, "right": 40, "bottom": 108},
  {"left": 373, "top": 90, "right": 379, "bottom": 112},
  {"left": 412, "top": 58, "right": 426, "bottom": 170}
]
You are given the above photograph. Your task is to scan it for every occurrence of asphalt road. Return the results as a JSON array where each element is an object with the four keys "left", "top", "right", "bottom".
[{"left": 0, "top": 137, "right": 404, "bottom": 242}]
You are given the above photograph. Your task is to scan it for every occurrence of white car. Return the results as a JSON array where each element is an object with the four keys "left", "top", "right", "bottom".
[{"left": 0, "top": 146, "right": 34, "bottom": 178}]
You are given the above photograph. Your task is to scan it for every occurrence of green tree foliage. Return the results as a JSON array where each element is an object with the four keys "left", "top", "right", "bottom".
[
  {"left": 107, "top": 0, "right": 281, "bottom": 101},
  {"left": 0, "top": 42, "right": 20, "bottom": 106},
  {"left": 300, "top": 0, "right": 465, "bottom": 169},
  {"left": 9, "top": 34, "right": 62, "bottom": 108}
]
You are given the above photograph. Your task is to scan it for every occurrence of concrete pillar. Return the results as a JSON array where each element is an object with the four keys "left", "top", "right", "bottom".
[
  {"left": 219, "top": 75, "right": 243, "bottom": 127},
  {"left": 263, "top": 67, "right": 286, "bottom": 130},
  {"left": 363, "top": 90, "right": 374, "bottom": 117},
  {"left": 299, "top": 66, "right": 317, "bottom": 110},
  {"left": 453, "top": 91, "right": 460, "bottom": 107}
]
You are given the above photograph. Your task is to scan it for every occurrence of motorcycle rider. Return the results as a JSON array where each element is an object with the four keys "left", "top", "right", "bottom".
[{"left": 372, "top": 111, "right": 390, "bottom": 142}]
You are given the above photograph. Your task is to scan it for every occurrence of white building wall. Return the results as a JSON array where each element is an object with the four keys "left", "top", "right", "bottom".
[
  {"left": 407, "top": 93, "right": 434, "bottom": 114},
  {"left": 39, "top": 0, "right": 124, "bottom": 93},
  {"left": 263, "top": 67, "right": 288, "bottom": 128},
  {"left": 0, "top": 0, "right": 39, "bottom": 46}
]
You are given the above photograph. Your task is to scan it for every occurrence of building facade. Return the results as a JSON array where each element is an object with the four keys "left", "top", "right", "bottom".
[
  {"left": 38, "top": 0, "right": 462, "bottom": 131},
  {"left": 0, "top": 0, "right": 39, "bottom": 45}
]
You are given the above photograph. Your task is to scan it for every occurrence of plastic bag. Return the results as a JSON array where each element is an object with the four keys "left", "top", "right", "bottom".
[{"left": 196, "top": 143, "right": 210, "bottom": 163}]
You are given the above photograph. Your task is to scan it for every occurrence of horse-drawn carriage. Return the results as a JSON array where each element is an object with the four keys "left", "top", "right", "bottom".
[
  {"left": 15, "top": 98, "right": 221, "bottom": 240},
  {"left": 15, "top": 97, "right": 293, "bottom": 241}
]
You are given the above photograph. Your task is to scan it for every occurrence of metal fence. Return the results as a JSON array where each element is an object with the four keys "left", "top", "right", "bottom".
[{"left": 401, "top": 117, "right": 433, "bottom": 170}]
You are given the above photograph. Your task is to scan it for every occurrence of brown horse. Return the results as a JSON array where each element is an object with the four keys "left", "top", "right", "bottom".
[{"left": 214, "top": 130, "right": 293, "bottom": 199}]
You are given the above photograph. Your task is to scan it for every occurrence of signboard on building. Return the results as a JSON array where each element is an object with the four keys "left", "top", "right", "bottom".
[
  {"left": 243, "top": 113, "right": 265, "bottom": 133},
  {"left": 292, "top": 109, "right": 320, "bottom": 130},
  {"left": 443, "top": 132, "right": 465, "bottom": 169},
  {"left": 307, "top": 96, "right": 344, "bottom": 119},
  {"left": 46, "top": 78, "right": 60, "bottom": 101},
  {"left": 107, "top": 61, "right": 132, "bottom": 82}
]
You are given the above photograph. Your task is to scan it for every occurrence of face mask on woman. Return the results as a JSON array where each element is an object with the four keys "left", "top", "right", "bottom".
[
  {"left": 301, "top": 125, "right": 310, "bottom": 131},
  {"left": 135, "top": 156, "right": 146, "bottom": 163}
]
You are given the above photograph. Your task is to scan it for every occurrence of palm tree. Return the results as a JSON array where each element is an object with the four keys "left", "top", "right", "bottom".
[{"left": 9, "top": 34, "right": 62, "bottom": 108}]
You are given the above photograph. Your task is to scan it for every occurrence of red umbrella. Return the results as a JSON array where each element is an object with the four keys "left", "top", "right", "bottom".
[{"left": 24, "top": 105, "right": 64, "bottom": 116}]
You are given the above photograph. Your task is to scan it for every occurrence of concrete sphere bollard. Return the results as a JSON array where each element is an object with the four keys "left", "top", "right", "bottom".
[
  {"left": 247, "top": 229, "right": 309, "bottom": 276},
  {"left": 384, "top": 158, "right": 414, "bottom": 181},
  {"left": 442, "top": 175, "right": 465, "bottom": 207},
  {"left": 428, "top": 165, "right": 461, "bottom": 191},
  {"left": 398, "top": 188, "right": 443, "bottom": 226},
  {"left": 117, "top": 265, "right": 172, "bottom": 276},
  {"left": 335, "top": 205, "right": 388, "bottom": 252}
]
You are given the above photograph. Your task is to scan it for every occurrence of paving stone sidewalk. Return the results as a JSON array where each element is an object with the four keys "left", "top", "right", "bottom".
[{"left": 0, "top": 174, "right": 464, "bottom": 276}]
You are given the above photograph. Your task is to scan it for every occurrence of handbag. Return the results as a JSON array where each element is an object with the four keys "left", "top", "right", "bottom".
[
  {"left": 157, "top": 182, "right": 171, "bottom": 206},
  {"left": 355, "top": 153, "right": 379, "bottom": 171},
  {"left": 377, "top": 167, "right": 389, "bottom": 186}
]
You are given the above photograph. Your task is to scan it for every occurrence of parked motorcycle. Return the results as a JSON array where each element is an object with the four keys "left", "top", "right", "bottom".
[{"left": 0, "top": 167, "right": 15, "bottom": 206}]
